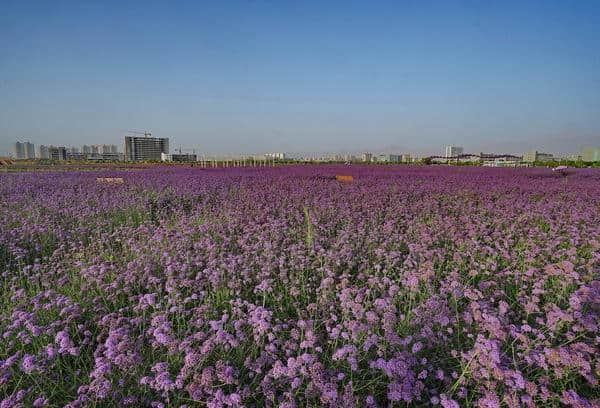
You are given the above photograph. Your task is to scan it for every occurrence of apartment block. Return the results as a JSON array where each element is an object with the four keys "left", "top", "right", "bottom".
[{"left": 124, "top": 136, "right": 169, "bottom": 161}]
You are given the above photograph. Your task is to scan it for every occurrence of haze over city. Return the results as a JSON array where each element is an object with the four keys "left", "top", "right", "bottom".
[{"left": 1, "top": 1, "right": 599, "bottom": 156}]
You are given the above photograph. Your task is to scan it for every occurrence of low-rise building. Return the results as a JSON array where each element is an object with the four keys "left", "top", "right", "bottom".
[
  {"left": 66, "top": 152, "right": 85, "bottom": 160},
  {"left": 162, "top": 153, "right": 197, "bottom": 162},
  {"left": 428, "top": 153, "right": 523, "bottom": 166},
  {"left": 49, "top": 146, "right": 67, "bottom": 161},
  {"left": 457, "top": 154, "right": 481, "bottom": 163},
  {"left": 429, "top": 156, "right": 450, "bottom": 164},
  {"left": 376, "top": 154, "right": 401, "bottom": 163},
  {"left": 482, "top": 156, "right": 522, "bottom": 167},
  {"left": 432, "top": 154, "right": 479, "bottom": 163},
  {"left": 265, "top": 152, "right": 286, "bottom": 160},
  {"left": 523, "top": 151, "right": 554, "bottom": 162}
]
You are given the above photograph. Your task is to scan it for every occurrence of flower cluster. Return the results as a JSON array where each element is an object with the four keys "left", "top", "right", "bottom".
[{"left": 1, "top": 165, "right": 599, "bottom": 406}]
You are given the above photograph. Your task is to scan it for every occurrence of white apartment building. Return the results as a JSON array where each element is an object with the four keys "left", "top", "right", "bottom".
[
  {"left": 445, "top": 145, "right": 464, "bottom": 158},
  {"left": 36, "top": 145, "right": 50, "bottom": 159}
]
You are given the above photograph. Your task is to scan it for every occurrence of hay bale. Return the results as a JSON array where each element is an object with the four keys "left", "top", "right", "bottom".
[{"left": 335, "top": 175, "right": 354, "bottom": 182}]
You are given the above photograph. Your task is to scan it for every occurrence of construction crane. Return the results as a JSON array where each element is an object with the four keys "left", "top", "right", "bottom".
[{"left": 127, "top": 130, "right": 152, "bottom": 137}]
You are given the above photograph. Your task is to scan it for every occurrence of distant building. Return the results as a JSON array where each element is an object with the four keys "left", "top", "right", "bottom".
[
  {"left": 24, "top": 142, "right": 35, "bottom": 159},
  {"left": 265, "top": 152, "right": 286, "bottom": 160},
  {"left": 377, "top": 154, "right": 401, "bottom": 163},
  {"left": 522, "top": 151, "right": 536, "bottom": 162},
  {"left": 67, "top": 146, "right": 79, "bottom": 154},
  {"left": 482, "top": 156, "right": 522, "bottom": 167},
  {"left": 582, "top": 147, "right": 600, "bottom": 162},
  {"left": 457, "top": 154, "right": 481, "bottom": 163},
  {"left": 428, "top": 153, "right": 523, "bottom": 166},
  {"left": 101, "top": 152, "right": 120, "bottom": 161},
  {"left": 49, "top": 146, "right": 67, "bottom": 161},
  {"left": 81, "top": 144, "right": 118, "bottom": 159},
  {"left": 66, "top": 151, "right": 85, "bottom": 160},
  {"left": 83, "top": 152, "right": 119, "bottom": 161},
  {"left": 102, "top": 144, "right": 118, "bottom": 154},
  {"left": 37, "top": 145, "right": 50, "bottom": 159},
  {"left": 162, "top": 152, "right": 197, "bottom": 162},
  {"left": 431, "top": 154, "right": 479, "bottom": 164},
  {"left": 430, "top": 156, "right": 450, "bottom": 164},
  {"left": 445, "top": 145, "right": 463, "bottom": 158},
  {"left": 362, "top": 152, "right": 372, "bottom": 162},
  {"left": 523, "top": 151, "right": 554, "bottom": 163},
  {"left": 125, "top": 136, "right": 169, "bottom": 161},
  {"left": 13, "top": 142, "right": 24, "bottom": 159},
  {"left": 480, "top": 154, "right": 521, "bottom": 161},
  {"left": 173, "top": 153, "right": 197, "bottom": 162},
  {"left": 13, "top": 141, "right": 35, "bottom": 159},
  {"left": 401, "top": 154, "right": 411, "bottom": 163}
]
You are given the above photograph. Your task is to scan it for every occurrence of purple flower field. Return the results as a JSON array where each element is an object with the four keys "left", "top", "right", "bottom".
[{"left": 1, "top": 165, "right": 599, "bottom": 407}]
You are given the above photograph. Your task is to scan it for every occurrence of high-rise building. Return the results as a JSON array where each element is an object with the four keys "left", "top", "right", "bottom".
[
  {"left": 24, "top": 142, "right": 35, "bottom": 159},
  {"left": 362, "top": 152, "right": 372, "bottom": 162},
  {"left": 582, "top": 147, "right": 600, "bottom": 162},
  {"left": 445, "top": 146, "right": 464, "bottom": 158},
  {"left": 13, "top": 141, "right": 35, "bottom": 159},
  {"left": 36, "top": 145, "right": 50, "bottom": 159},
  {"left": 13, "top": 142, "right": 25, "bottom": 159},
  {"left": 124, "top": 136, "right": 169, "bottom": 161},
  {"left": 101, "top": 144, "right": 118, "bottom": 154}
]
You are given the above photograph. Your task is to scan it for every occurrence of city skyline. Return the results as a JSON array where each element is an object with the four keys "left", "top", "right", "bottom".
[
  {"left": 2, "top": 1, "right": 599, "bottom": 156},
  {"left": 7, "top": 138, "right": 599, "bottom": 163},
  {"left": 3, "top": 128, "right": 599, "bottom": 160}
]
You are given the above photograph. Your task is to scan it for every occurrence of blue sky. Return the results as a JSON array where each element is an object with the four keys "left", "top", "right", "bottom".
[{"left": 1, "top": 0, "right": 599, "bottom": 156}]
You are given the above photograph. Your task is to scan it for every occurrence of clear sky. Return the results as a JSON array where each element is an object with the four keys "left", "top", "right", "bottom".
[{"left": 1, "top": 0, "right": 599, "bottom": 156}]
